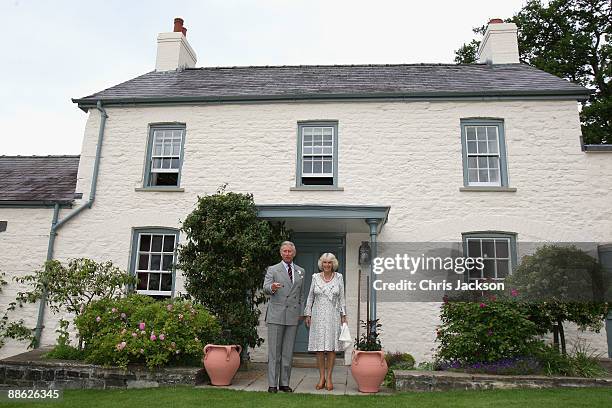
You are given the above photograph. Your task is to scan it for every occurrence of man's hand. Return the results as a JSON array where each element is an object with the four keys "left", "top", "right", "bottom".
[
  {"left": 304, "top": 316, "right": 311, "bottom": 327},
  {"left": 341, "top": 315, "right": 348, "bottom": 325},
  {"left": 271, "top": 282, "right": 283, "bottom": 293}
]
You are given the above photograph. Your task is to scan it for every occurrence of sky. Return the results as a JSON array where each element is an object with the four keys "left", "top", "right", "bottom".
[{"left": 0, "top": 0, "right": 527, "bottom": 155}]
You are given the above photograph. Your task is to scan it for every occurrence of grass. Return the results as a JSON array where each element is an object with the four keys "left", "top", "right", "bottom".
[{"left": 2, "top": 386, "right": 612, "bottom": 408}]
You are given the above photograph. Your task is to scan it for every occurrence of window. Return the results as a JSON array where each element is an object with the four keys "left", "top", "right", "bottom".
[
  {"left": 463, "top": 232, "right": 517, "bottom": 281},
  {"left": 144, "top": 125, "right": 186, "bottom": 188},
  {"left": 0, "top": 221, "right": 6, "bottom": 232},
  {"left": 296, "top": 121, "right": 338, "bottom": 186},
  {"left": 130, "top": 228, "right": 179, "bottom": 297},
  {"left": 461, "top": 120, "right": 509, "bottom": 187}
]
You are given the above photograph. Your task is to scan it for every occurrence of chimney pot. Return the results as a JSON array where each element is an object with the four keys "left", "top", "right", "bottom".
[
  {"left": 488, "top": 18, "right": 504, "bottom": 24},
  {"left": 173, "top": 18, "right": 184, "bottom": 33}
]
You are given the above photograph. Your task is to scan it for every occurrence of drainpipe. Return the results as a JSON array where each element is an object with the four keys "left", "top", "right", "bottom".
[
  {"left": 366, "top": 218, "right": 379, "bottom": 327},
  {"left": 33, "top": 101, "right": 108, "bottom": 348}
]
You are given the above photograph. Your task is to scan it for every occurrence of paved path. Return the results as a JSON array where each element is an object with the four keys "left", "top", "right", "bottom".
[{"left": 196, "top": 365, "right": 393, "bottom": 395}]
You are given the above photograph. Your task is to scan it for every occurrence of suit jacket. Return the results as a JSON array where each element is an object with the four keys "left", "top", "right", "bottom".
[{"left": 263, "top": 261, "right": 305, "bottom": 325}]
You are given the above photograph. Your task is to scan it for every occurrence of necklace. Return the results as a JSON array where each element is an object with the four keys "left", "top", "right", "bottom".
[{"left": 322, "top": 272, "right": 334, "bottom": 282}]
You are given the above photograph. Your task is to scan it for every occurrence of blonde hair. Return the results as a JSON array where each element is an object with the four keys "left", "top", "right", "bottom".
[{"left": 318, "top": 253, "right": 339, "bottom": 271}]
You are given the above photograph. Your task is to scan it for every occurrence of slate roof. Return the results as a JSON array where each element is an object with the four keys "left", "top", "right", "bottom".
[
  {"left": 73, "top": 63, "right": 590, "bottom": 109},
  {"left": 0, "top": 156, "right": 80, "bottom": 204}
]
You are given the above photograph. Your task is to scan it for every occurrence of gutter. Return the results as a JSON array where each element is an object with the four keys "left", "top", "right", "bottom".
[{"left": 33, "top": 101, "right": 108, "bottom": 348}]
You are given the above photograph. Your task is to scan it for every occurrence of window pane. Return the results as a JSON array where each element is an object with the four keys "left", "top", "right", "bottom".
[
  {"left": 154, "top": 144, "right": 162, "bottom": 155},
  {"left": 486, "top": 127, "right": 498, "bottom": 140},
  {"left": 148, "top": 273, "right": 161, "bottom": 291},
  {"left": 488, "top": 157, "right": 499, "bottom": 169},
  {"left": 489, "top": 169, "right": 500, "bottom": 183},
  {"left": 304, "top": 128, "right": 312, "bottom": 136},
  {"left": 478, "top": 141, "right": 488, "bottom": 153},
  {"left": 476, "top": 127, "right": 486, "bottom": 140},
  {"left": 467, "top": 141, "right": 477, "bottom": 154},
  {"left": 152, "top": 158, "right": 162, "bottom": 169},
  {"left": 497, "top": 260, "right": 509, "bottom": 278},
  {"left": 139, "top": 235, "right": 151, "bottom": 251},
  {"left": 163, "top": 235, "right": 175, "bottom": 252},
  {"left": 478, "top": 170, "right": 488, "bottom": 182},
  {"left": 313, "top": 160, "right": 322, "bottom": 173},
  {"left": 137, "top": 273, "right": 148, "bottom": 290},
  {"left": 323, "top": 160, "right": 332, "bottom": 174},
  {"left": 162, "top": 255, "right": 174, "bottom": 271},
  {"left": 172, "top": 144, "right": 180, "bottom": 155},
  {"left": 171, "top": 158, "right": 180, "bottom": 169},
  {"left": 488, "top": 140, "right": 498, "bottom": 154},
  {"left": 466, "top": 127, "right": 476, "bottom": 140},
  {"left": 468, "top": 169, "right": 478, "bottom": 183},
  {"left": 478, "top": 157, "right": 488, "bottom": 169},
  {"left": 151, "top": 235, "right": 163, "bottom": 252},
  {"left": 150, "top": 255, "right": 161, "bottom": 270},
  {"left": 163, "top": 143, "right": 172, "bottom": 155},
  {"left": 468, "top": 157, "right": 477, "bottom": 168},
  {"left": 302, "top": 158, "right": 312, "bottom": 174},
  {"left": 482, "top": 240, "right": 495, "bottom": 258},
  {"left": 162, "top": 158, "right": 171, "bottom": 169},
  {"left": 303, "top": 147, "right": 312, "bottom": 154},
  {"left": 467, "top": 240, "right": 481, "bottom": 257},
  {"left": 483, "top": 260, "right": 496, "bottom": 278},
  {"left": 313, "top": 147, "right": 322, "bottom": 154},
  {"left": 138, "top": 254, "right": 149, "bottom": 270},
  {"left": 161, "top": 274, "right": 172, "bottom": 291},
  {"left": 495, "top": 240, "right": 509, "bottom": 258},
  {"left": 151, "top": 172, "right": 178, "bottom": 186}
]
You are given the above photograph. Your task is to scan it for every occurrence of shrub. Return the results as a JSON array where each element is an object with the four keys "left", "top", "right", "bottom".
[
  {"left": 436, "top": 299, "right": 544, "bottom": 365},
  {"left": 0, "top": 271, "right": 32, "bottom": 350},
  {"left": 75, "top": 294, "right": 220, "bottom": 369},
  {"left": 177, "top": 187, "right": 289, "bottom": 354},
  {"left": 536, "top": 342, "right": 607, "bottom": 378},
  {"left": 437, "top": 357, "right": 541, "bottom": 375},
  {"left": 383, "top": 351, "right": 415, "bottom": 388}
]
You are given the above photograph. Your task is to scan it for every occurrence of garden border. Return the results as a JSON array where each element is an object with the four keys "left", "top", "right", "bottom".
[{"left": 394, "top": 369, "right": 612, "bottom": 392}]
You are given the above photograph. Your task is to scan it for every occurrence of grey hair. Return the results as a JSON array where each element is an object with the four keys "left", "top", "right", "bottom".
[
  {"left": 279, "top": 241, "right": 296, "bottom": 253},
  {"left": 318, "top": 253, "right": 339, "bottom": 271}
]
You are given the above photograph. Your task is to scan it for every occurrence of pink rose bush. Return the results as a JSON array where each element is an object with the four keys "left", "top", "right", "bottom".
[{"left": 75, "top": 294, "right": 220, "bottom": 369}]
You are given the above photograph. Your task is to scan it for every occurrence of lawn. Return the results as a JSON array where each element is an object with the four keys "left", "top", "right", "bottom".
[{"left": 2, "top": 386, "right": 611, "bottom": 408}]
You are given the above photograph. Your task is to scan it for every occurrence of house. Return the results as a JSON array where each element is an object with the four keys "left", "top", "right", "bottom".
[{"left": 1, "top": 18, "right": 611, "bottom": 363}]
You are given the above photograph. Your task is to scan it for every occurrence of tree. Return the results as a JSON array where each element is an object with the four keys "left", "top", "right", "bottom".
[
  {"left": 506, "top": 245, "right": 609, "bottom": 354},
  {"left": 177, "top": 186, "right": 289, "bottom": 358},
  {"left": 454, "top": 0, "right": 611, "bottom": 144},
  {"left": 15, "top": 258, "right": 136, "bottom": 348}
]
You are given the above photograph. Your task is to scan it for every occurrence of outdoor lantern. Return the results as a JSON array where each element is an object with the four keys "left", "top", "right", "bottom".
[{"left": 359, "top": 241, "right": 371, "bottom": 265}]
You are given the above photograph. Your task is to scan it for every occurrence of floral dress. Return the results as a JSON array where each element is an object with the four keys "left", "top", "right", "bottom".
[{"left": 304, "top": 272, "right": 346, "bottom": 351}]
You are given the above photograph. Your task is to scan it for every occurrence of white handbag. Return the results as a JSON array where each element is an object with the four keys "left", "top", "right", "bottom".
[{"left": 338, "top": 322, "right": 352, "bottom": 350}]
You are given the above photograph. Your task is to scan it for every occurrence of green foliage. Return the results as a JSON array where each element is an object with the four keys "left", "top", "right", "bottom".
[
  {"left": 45, "top": 318, "right": 85, "bottom": 360},
  {"left": 454, "top": 0, "right": 611, "bottom": 144},
  {"left": 74, "top": 294, "right": 220, "bottom": 369},
  {"left": 0, "top": 271, "right": 33, "bottom": 349},
  {"left": 436, "top": 299, "right": 544, "bottom": 364},
  {"left": 355, "top": 319, "right": 382, "bottom": 351},
  {"left": 383, "top": 351, "right": 416, "bottom": 388},
  {"left": 15, "top": 258, "right": 136, "bottom": 348},
  {"left": 506, "top": 245, "right": 609, "bottom": 354},
  {"left": 177, "top": 187, "right": 289, "bottom": 352},
  {"left": 536, "top": 342, "right": 607, "bottom": 377}
]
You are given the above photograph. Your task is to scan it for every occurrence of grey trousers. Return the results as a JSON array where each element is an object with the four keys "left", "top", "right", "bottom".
[{"left": 267, "top": 323, "right": 297, "bottom": 387}]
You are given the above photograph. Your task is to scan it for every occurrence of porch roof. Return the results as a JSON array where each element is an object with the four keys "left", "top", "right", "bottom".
[{"left": 256, "top": 204, "right": 390, "bottom": 233}]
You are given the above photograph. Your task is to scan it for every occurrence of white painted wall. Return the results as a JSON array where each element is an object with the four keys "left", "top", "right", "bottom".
[{"left": 2, "top": 98, "right": 611, "bottom": 363}]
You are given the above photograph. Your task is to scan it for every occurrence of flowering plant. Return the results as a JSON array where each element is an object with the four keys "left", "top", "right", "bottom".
[{"left": 75, "top": 294, "right": 220, "bottom": 369}]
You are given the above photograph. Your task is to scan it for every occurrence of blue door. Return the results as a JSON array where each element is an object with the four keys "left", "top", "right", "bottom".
[{"left": 292, "top": 233, "right": 346, "bottom": 353}]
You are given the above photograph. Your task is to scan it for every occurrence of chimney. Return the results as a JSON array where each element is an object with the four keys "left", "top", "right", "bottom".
[
  {"left": 155, "top": 18, "right": 197, "bottom": 71},
  {"left": 477, "top": 18, "right": 520, "bottom": 64}
]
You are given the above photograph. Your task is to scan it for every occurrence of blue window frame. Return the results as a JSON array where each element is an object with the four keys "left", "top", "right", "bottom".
[
  {"left": 460, "top": 119, "right": 509, "bottom": 187},
  {"left": 462, "top": 231, "right": 517, "bottom": 281},
  {"left": 296, "top": 121, "right": 339, "bottom": 187},
  {"left": 144, "top": 124, "right": 186, "bottom": 188},
  {"left": 129, "top": 228, "right": 179, "bottom": 297}
]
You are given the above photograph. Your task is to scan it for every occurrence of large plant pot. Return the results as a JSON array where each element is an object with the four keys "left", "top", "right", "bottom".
[
  {"left": 203, "top": 344, "right": 242, "bottom": 386},
  {"left": 350, "top": 350, "right": 388, "bottom": 393}
]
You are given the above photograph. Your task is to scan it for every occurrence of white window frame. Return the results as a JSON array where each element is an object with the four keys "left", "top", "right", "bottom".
[{"left": 133, "top": 231, "right": 177, "bottom": 297}]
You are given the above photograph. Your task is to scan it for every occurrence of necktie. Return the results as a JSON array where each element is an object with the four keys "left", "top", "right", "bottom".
[{"left": 287, "top": 263, "right": 293, "bottom": 283}]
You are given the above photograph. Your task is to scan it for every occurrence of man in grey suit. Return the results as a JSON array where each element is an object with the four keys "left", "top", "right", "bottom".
[{"left": 263, "top": 241, "right": 305, "bottom": 393}]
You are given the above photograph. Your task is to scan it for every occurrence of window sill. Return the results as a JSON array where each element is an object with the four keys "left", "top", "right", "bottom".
[
  {"left": 459, "top": 186, "right": 517, "bottom": 192},
  {"left": 290, "top": 186, "right": 344, "bottom": 191},
  {"left": 135, "top": 187, "right": 185, "bottom": 192},
  {"left": 583, "top": 144, "right": 612, "bottom": 152}
]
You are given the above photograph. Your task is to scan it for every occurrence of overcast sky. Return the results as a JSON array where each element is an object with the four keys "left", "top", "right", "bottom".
[{"left": 0, "top": 0, "right": 526, "bottom": 155}]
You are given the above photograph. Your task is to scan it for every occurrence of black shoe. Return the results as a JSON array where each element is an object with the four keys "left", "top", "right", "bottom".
[
  {"left": 268, "top": 387, "right": 278, "bottom": 393},
  {"left": 279, "top": 386, "right": 293, "bottom": 393}
]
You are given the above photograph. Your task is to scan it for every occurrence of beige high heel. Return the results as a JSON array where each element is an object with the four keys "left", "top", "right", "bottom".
[{"left": 315, "top": 378, "right": 326, "bottom": 390}]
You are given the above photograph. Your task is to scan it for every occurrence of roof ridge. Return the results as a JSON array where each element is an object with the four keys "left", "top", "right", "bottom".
[{"left": 185, "top": 62, "right": 490, "bottom": 70}]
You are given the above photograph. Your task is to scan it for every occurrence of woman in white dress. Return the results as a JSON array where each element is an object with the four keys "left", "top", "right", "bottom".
[{"left": 304, "top": 253, "right": 347, "bottom": 391}]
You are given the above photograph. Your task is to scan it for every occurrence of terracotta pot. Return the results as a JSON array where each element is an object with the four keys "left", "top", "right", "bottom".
[
  {"left": 350, "top": 350, "right": 388, "bottom": 393},
  {"left": 203, "top": 344, "right": 242, "bottom": 386}
]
